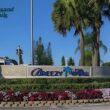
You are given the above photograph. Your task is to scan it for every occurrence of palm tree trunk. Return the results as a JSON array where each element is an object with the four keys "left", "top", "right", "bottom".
[
  {"left": 79, "top": 30, "right": 85, "bottom": 66},
  {"left": 93, "top": 45, "right": 99, "bottom": 66},
  {"left": 97, "top": 28, "right": 100, "bottom": 66},
  {"left": 92, "top": 27, "right": 100, "bottom": 66},
  {"left": 92, "top": 46, "right": 94, "bottom": 66}
]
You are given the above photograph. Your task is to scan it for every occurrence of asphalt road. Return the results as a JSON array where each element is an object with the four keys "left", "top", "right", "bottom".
[{"left": 1, "top": 103, "right": 110, "bottom": 110}]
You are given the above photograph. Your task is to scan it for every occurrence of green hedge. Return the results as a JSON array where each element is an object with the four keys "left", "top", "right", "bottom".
[
  {"left": 0, "top": 77, "right": 110, "bottom": 85},
  {"left": 0, "top": 78, "right": 110, "bottom": 91},
  {"left": 1, "top": 82, "right": 110, "bottom": 91}
]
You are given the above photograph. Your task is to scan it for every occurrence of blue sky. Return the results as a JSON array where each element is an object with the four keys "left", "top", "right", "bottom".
[{"left": 0, "top": 0, "right": 110, "bottom": 65}]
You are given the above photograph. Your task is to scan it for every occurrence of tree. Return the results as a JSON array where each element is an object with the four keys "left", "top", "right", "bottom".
[
  {"left": 61, "top": 56, "right": 65, "bottom": 66},
  {"left": 102, "top": 62, "right": 110, "bottom": 67},
  {"left": 85, "top": 51, "right": 92, "bottom": 66},
  {"left": 46, "top": 42, "right": 53, "bottom": 65},
  {"left": 34, "top": 37, "right": 53, "bottom": 65},
  {"left": 68, "top": 57, "right": 74, "bottom": 66},
  {"left": 34, "top": 37, "right": 45, "bottom": 65},
  {"left": 52, "top": 0, "right": 110, "bottom": 66},
  {"left": 75, "top": 33, "right": 108, "bottom": 66},
  {"left": 52, "top": 0, "right": 89, "bottom": 66},
  {"left": 87, "top": 0, "right": 110, "bottom": 66}
]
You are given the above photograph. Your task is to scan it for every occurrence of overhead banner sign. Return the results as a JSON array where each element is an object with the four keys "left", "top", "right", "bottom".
[{"left": 0, "top": 7, "right": 15, "bottom": 18}]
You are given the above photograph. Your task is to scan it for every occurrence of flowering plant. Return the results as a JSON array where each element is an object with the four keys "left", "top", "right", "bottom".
[
  {"left": 76, "top": 89, "right": 102, "bottom": 99},
  {"left": 99, "top": 88, "right": 110, "bottom": 99},
  {"left": 0, "top": 89, "right": 107, "bottom": 102}
]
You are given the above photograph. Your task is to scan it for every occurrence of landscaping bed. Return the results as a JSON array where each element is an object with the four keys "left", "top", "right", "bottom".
[
  {"left": 0, "top": 78, "right": 110, "bottom": 107},
  {"left": 0, "top": 88, "right": 110, "bottom": 107}
]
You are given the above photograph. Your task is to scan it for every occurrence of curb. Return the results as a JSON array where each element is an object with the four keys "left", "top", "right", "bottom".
[{"left": 0, "top": 99, "right": 110, "bottom": 108}]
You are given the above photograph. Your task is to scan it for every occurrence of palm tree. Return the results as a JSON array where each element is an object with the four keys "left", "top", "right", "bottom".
[
  {"left": 75, "top": 33, "right": 108, "bottom": 66},
  {"left": 88, "top": 0, "right": 110, "bottom": 66},
  {"left": 52, "top": 0, "right": 88, "bottom": 66}
]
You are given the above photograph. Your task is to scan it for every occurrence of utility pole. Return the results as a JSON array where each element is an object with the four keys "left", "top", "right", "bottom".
[{"left": 30, "top": 0, "right": 34, "bottom": 65}]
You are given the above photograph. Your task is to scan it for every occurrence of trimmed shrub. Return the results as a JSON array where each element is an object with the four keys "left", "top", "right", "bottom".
[
  {"left": 0, "top": 82, "right": 110, "bottom": 92},
  {"left": 0, "top": 78, "right": 110, "bottom": 91}
]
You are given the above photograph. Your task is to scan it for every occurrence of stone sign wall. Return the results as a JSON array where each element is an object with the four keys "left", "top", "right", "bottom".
[
  {"left": 0, "top": 65, "right": 110, "bottom": 78},
  {"left": 0, "top": 65, "right": 27, "bottom": 78}
]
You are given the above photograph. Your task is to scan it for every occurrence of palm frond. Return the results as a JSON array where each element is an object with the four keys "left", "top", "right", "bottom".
[{"left": 99, "top": 41, "right": 108, "bottom": 54}]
